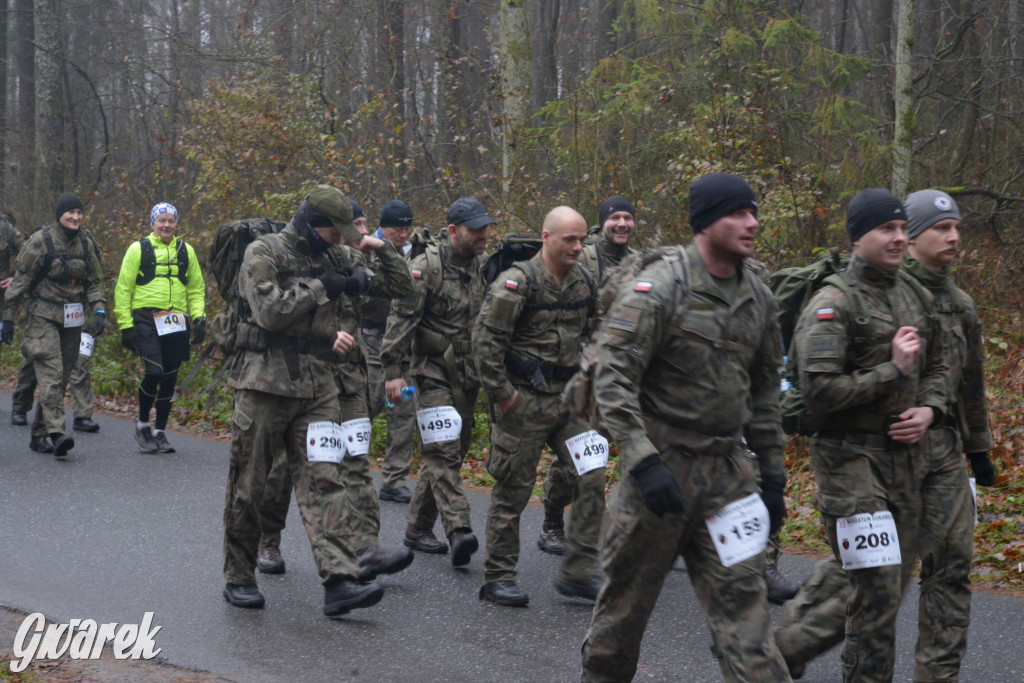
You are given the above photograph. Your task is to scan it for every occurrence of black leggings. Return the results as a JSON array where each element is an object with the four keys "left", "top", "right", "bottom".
[{"left": 132, "top": 309, "right": 191, "bottom": 430}]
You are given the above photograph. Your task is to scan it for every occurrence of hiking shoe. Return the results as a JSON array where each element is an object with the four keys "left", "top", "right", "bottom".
[
  {"left": 135, "top": 425, "right": 160, "bottom": 453},
  {"left": 73, "top": 417, "right": 100, "bottom": 432},
  {"left": 554, "top": 573, "right": 603, "bottom": 601},
  {"left": 52, "top": 434, "right": 75, "bottom": 458},
  {"left": 765, "top": 564, "right": 801, "bottom": 605},
  {"left": 11, "top": 411, "right": 28, "bottom": 426},
  {"left": 29, "top": 435, "right": 54, "bottom": 453},
  {"left": 257, "top": 546, "right": 285, "bottom": 574},
  {"left": 357, "top": 546, "right": 414, "bottom": 582},
  {"left": 323, "top": 577, "right": 384, "bottom": 618},
  {"left": 448, "top": 529, "right": 479, "bottom": 568},
  {"left": 223, "top": 583, "right": 265, "bottom": 609},
  {"left": 153, "top": 431, "right": 176, "bottom": 453},
  {"left": 378, "top": 485, "right": 412, "bottom": 503},
  {"left": 537, "top": 525, "right": 566, "bottom": 555},
  {"left": 403, "top": 524, "right": 448, "bottom": 554},
  {"left": 479, "top": 580, "right": 529, "bottom": 607}
]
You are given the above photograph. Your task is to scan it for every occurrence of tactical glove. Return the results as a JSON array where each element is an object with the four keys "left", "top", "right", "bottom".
[
  {"left": 341, "top": 267, "right": 372, "bottom": 296},
  {"left": 121, "top": 326, "right": 138, "bottom": 353},
  {"left": 93, "top": 311, "right": 105, "bottom": 337},
  {"left": 0, "top": 320, "right": 13, "bottom": 344},
  {"left": 968, "top": 452, "right": 995, "bottom": 486},
  {"left": 191, "top": 316, "right": 207, "bottom": 346},
  {"left": 760, "top": 474, "right": 788, "bottom": 535},
  {"left": 316, "top": 267, "right": 348, "bottom": 300},
  {"left": 630, "top": 455, "right": 685, "bottom": 517}
]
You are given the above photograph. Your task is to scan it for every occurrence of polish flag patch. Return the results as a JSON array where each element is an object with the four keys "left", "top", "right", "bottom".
[
  {"left": 411, "top": 268, "right": 423, "bottom": 279},
  {"left": 505, "top": 279, "right": 519, "bottom": 290},
  {"left": 816, "top": 307, "right": 835, "bottom": 320},
  {"left": 634, "top": 281, "right": 653, "bottom": 292}
]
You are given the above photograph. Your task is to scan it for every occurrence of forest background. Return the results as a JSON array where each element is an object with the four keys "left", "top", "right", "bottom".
[{"left": 0, "top": 0, "right": 1022, "bottom": 591}]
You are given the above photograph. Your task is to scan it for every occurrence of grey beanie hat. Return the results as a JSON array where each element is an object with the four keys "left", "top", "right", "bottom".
[{"left": 904, "top": 190, "right": 961, "bottom": 239}]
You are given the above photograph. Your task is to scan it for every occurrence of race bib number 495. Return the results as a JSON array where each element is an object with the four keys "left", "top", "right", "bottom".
[
  {"left": 306, "top": 421, "right": 345, "bottom": 463},
  {"left": 836, "top": 511, "right": 901, "bottom": 570},
  {"left": 705, "top": 493, "right": 770, "bottom": 568},
  {"left": 564, "top": 430, "right": 609, "bottom": 476},
  {"left": 417, "top": 406, "right": 461, "bottom": 445}
]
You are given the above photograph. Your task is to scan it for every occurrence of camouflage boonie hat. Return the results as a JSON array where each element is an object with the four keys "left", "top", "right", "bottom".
[{"left": 306, "top": 185, "right": 361, "bottom": 241}]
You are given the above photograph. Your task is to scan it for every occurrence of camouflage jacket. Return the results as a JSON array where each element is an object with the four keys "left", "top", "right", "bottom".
[
  {"left": 579, "top": 235, "right": 635, "bottom": 287},
  {"left": 357, "top": 243, "right": 412, "bottom": 330},
  {"left": 0, "top": 218, "right": 25, "bottom": 309},
  {"left": 1, "top": 224, "right": 105, "bottom": 325},
  {"left": 795, "top": 253, "right": 948, "bottom": 426},
  {"left": 902, "top": 257, "right": 992, "bottom": 453},
  {"left": 474, "top": 252, "right": 596, "bottom": 403},
  {"left": 593, "top": 243, "right": 785, "bottom": 478},
  {"left": 380, "top": 241, "right": 485, "bottom": 387}
]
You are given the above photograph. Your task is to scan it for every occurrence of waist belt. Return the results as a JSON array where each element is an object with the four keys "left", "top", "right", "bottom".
[
  {"left": 360, "top": 319, "right": 387, "bottom": 331},
  {"left": 811, "top": 412, "right": 896, "bottom": 435},
  {"left": 504, "top": 349, "right": 577, "bottom": 387},
  {"left": 643, "top": 417, "right": 742, "bottom": 458},
  {"left": 451, "top": 339, "right": 473, "bottom": 354}
]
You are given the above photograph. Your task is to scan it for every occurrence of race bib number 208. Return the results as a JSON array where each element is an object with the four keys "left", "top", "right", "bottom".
[{"left": 836, "top": 511, "right": 901, "bottom": 570}]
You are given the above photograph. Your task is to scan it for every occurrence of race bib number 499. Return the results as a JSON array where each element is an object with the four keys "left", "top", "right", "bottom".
[
  {"left": 705, "top": 493, "right": 770, "bottom": 568},
  {"left": 836, "top": 511, "right": 901, "bottom": 570},
  {"left": 417, "top": 406, "right": 461, "bottom": 445},
  {"left": 306, "top": 421, "right": 345, "bottom": 463},
  {"left": 564, "top": 430, "right": 609, "bottom": 476}
]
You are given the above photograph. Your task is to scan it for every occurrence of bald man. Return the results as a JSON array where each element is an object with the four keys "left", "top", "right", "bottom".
[{"left": 473, "top": 206, "right": 606, "bottom": 606}]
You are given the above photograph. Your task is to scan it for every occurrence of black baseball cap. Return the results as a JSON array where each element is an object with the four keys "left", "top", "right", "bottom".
[{"left": 447, "top": 197, "right": 495, "bottom": 230}]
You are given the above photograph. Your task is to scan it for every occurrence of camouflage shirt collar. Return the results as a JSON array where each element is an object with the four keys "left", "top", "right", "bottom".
[{"left": 849, "top": 252, "right": 898, "bottom": 289}]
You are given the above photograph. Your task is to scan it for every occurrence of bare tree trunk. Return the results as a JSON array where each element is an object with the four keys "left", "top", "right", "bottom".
[
  {"left": 892, "top": 0, "right": 915, "bottom": 196},
  {"left": 15, "top": 0, "right": 34, "bottom": 199},
  {"left": 0, "top": 0, "right": 9, "bottom": 193},
  {"left": 383, "top": 0, "right": 407, "bottom": 158},
  {"left": 33, "top": 0, "right": 63, "bottom": 210},
  {"left": 499, "top": 0, "right": 530, "bottom": 197},
  {"left": 531, "top": 0, "right": 559, "bottom": 112}
]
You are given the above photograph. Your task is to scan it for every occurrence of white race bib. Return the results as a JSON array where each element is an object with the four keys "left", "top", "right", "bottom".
[
  {"left": 63, "top": 303, "right": 84, "bottom": 328},
  {"left": 341, "top": 417, "right": 372, "bottom": 457},
  {"left": 969, "top": 478, "right": 977, "bottom": 526},
  {"left": 416, "top": 406, "right": 462, "bottom": 445},
  {"left": 705, "top": 493, "right": 770, "bottom": 568},
  {"left": 154, "top": 310, "right": 187, "bottom": 336},
  {"left": 79, "top": 333, "right": 94, "bottom": 357},
  {"left": 564, "top": 430, "right": 610, "bottom": 476},
  {"left": 836, "top": 511, "right": 901, "bottom": 570},
  {"left": 306, "top": 421, "right": 345, "bottom": 463}
]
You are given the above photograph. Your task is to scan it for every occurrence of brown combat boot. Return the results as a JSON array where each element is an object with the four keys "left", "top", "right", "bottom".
[
  {"left": 403, "top": 523, "right": 448, "bottom": 554},
  {"left": 257, "top": 545, "right": 285, "bottom": 574}
]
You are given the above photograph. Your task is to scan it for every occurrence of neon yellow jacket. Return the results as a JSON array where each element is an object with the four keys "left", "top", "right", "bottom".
[{"left": 113, "top": 232, "right": 206, "bottom": 330}]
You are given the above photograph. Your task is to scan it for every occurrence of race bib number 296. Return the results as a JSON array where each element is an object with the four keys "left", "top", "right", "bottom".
[{"left": 306, "top": 421, "right": 345, "bottom": 463}]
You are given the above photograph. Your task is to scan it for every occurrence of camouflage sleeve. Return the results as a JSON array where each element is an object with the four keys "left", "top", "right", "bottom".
[
  {"left": 592, "top": 266, "right": 672, "bottom": 472},
  {"left": 472, "top": 268, "right": 526, "bottom": 405},
  {"left": 240, "top": 240, "right": 325, "bottom": 332},
  {"left": 86, "top": 240, "right": 106, "bottom": 314},
  {"left": 916, "top": 291, "right": 949, "bottom": 416},
  {"left": 959, "top": 294, "right": 993, "bottom": 452},
  {"left": 379, "top": 254, "right": 428, "bottom": 381},
  {"left": 744, "top": 285, "right": 786, "bottom": 480},
  {"left": 1, "top": 234, "right": 45, "bottom": 321},
  {"left": 365, "top": 241, "right": 414, "bottom": 300},
  {"left": 796, "top": 287, "right": 903, "bottom": 413}
]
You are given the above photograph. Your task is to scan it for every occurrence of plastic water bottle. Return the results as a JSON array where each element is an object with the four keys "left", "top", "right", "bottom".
[
  {"left": 385, "top": 385, "right": 416, "bottom": 408},
  {"left": 779, "top": 356, "right": 794, "bottom": 393}
]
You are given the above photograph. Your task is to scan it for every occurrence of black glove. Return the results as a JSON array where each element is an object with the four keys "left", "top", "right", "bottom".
[
  {"left": 0, "top": 320, "right": 13, "bottom": 344},
  {"left": 92, "top": 311, "right": 105, "bottom": 337},
  {"left": 630, "top": 455, "right": 685, "bottom": 517},
  {"left": 760, "top": 474, "right": 788, "bottom": 535},
  {"left": 316, "top": 267, "right": 348, "bottom": 300},
  {"left": 191, "top": 316, "right": 207, "bottom": 346},
  {"left": 968, "top": 452, "right": 996, "bottom": 486},
  {"left": 341, "top": 267, "right": 372, "bottom": 296},
  {"left": 121, "top": 326, "right": 138, "bottom": 353}
]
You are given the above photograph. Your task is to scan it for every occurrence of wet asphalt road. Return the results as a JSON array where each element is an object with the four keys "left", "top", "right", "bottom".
[{"left": 1, "top": 394, "right": 1022, "bottom": 682}]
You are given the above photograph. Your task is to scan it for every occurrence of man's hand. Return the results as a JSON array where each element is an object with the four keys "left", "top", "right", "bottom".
[
  {"left": 332, "top": 330, "right": 356, "bottom": 355},
  {"left": 316, "top": 268, "right": 348, "bottom": 300},
  {"left": 341, "top": 267, "right": 372, "bottom": 296},
  {"left": 385, "top": 378, "right": 408, "bottom": 404},
  {"left": 121, "top": 326, "right": 138, "bottom": 353},
  {"left": 498, "top": 390, "right": 520, "bottom": 417},
  {"left": 890, "top": 326, "right": 920, "bottom": 376},
  {"left": 0, "top": 276, "right": 12, "bottom": 289},
  {"left": 631, "top": 455, "right": 685, "bottom": 517},
  {"left": 347, "top": 235, "right": 386, "bottom": 252},
  {"left": 191, "top": 316, "right": 207, "bottom": 345},
  {"left": 888, "top": 406, "right": 933, "bottom": 444},
  {"left": 968, "top": 452, "right": 996, "bottom": 486},
  {"left": 92, "top": 311, "right": 105, "bottom": 337},
  {"left": 760, "top": 475, "right": 788, "bottom": 535},
  {"left": 0, "top": 320, "right": 13, "bottom": 344}
]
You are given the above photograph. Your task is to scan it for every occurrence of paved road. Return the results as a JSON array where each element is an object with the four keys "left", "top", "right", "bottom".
[{"left": 1, "top": 394, "right": 1022, "bottom": 682}]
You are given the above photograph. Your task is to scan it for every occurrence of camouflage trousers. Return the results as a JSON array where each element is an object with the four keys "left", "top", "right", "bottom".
[
  {"left": 776, "top": 431, "right": 923, "bottom": 683},
  {"left": 12, "top": 346, "right": 94, "bottom": 419},
  {"left": 363, "top": 325, "right": 418, "bottom": 490},
  {"left": 483, "top": 388, "right": 605, "bottom": 584},
  {"left": 224, "top": 389, "right": 359, "bottom": 585},
  {"left": 406, "top": 375, "right": 477, "bottom": 537},
  {"left": 581, "top": 433, "right": 789, "bottom": 683},
  {"left": 541, "top": 454, "right": 577, "bottom": 521},
  {"left": 21, "top": 316, "right": 81, "bottom": 438}
]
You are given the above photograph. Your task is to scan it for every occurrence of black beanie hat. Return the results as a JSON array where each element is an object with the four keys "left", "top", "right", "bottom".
[
  {"left": 689, "top": 173, "right": 757, "bottom": 232},
  {"left": 379, "top": 200, "right": 414, "bottom": 228},
  {"left": 55, "top": 192, "right": 84, "bottom": 221},
  {"left": 846, "top": 189, "right": 905, "bottom": 243},
  {"left": 349, "top": 198, "right": 365, "bottom": 221},
  {"left": 599, "top": 196, "right": 635, "bottom": 228}
]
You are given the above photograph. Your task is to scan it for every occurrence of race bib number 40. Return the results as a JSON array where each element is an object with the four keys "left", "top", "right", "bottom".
[
  {"left": 417, "top": 406, "right": 462, "bottom": 445},
  {"left": 63, "top": 303, "right": 84, "bottom": 328},
  {"left": 341, "top": 418, "right": 372, "bottom": 457},
  {"left": 836, "top": 511, "right": 901, "bottom": 570},
  {"left": 306, "top": 421, "right": 345, "bottom": 463},
  {"left": 705, "top": 493, "right": 770, "bottom": 568},
  {"left": 154, "top": 311, "right": 187, "bottom": 336},
  {"left": 79, "top": 333, "right": 94, "bottom": 357},
  {"left": 564, "top": 430, "right": 609, "bottom": 476}
]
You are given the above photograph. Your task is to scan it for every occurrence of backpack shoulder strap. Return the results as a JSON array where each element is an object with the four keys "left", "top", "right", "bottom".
[
  {"left": 424, "top": 244, "right": 444, "bottom": 292},
  {"left": 175, "top": 238, "right": 189, "bottom": 286},
  {"left": 29, "top": 231, "right": 57, "bottom": 292},
  {"left": 660, "top": 245, "right": 693, "bottom": 342},
  {"left": 136, "top": 237, "right": 156, "bottom": 285},
  {"left": 823, "top": 270, "right": 872, "bottom": 343}
]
